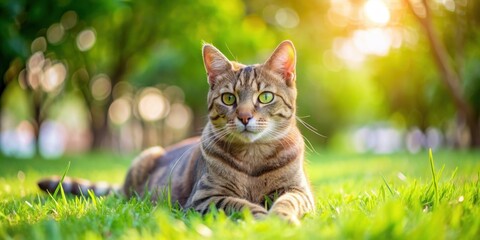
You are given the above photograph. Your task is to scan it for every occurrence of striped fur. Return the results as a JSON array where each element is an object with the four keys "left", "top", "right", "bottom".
[
  {"left": 37, "top": 176, "right": 119, "bottom": 196},
  {"left": 37, "top": 40, "right": 314, "bottom": 224}
]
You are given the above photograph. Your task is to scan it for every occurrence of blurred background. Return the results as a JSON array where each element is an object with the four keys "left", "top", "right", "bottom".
[{"left": 1, "top": 0, "right": 480, "bottom": 159}]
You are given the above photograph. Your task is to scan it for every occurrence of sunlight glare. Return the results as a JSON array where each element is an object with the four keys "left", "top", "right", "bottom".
[
  {"left": 333, "top": 37, "right": 365, "bottom": 66},
  {"left": 328, "top": 0, "right": 352, "bottom": 27},
  {"left": 352, "top": 28, "right": 392, "bottom": 56},
  {"left": 363, "top": 0, "right": 390, "bottom": 26}
]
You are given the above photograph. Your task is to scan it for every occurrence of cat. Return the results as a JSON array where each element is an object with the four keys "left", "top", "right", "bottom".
[{"left": 38, "top": 40, "right": 315, "bottom": 224}]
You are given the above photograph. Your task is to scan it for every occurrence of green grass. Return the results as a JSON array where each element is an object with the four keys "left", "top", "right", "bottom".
[{"left": 0, "top": 150, "right": 479, "bottom": 239}]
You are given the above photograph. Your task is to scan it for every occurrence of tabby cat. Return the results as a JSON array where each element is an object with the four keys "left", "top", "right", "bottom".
[{"left": 38, "top": 40, "right": 315, "bottom": 224}]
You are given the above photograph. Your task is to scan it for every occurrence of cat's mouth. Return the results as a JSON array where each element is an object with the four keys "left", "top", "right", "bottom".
[
  {"left": 235, "top": 132, "right": 259, "bottom": 143},
  {"left": 232, "top": 127, "right": 264, "bottom": 143}
]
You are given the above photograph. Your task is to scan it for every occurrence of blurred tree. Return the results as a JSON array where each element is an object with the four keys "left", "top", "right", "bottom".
[
  {"left": 403, "top": 0, "right": 480, "bottom": 147},
  {"left": 1, "top": 0, "right": 280, "bottom": 151},
  {"left": 322, "top": 0, "right": 480, "bottom": 148},
  {"left": 1, "top": 0, "right": 120, "bottom": 152},
  {"left": 3, "top": 0, "right": 480, "bottom": 154}
]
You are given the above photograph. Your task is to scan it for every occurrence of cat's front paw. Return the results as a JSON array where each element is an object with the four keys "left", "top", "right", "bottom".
[
  {"left": 251, "top": 208, "right": 268, "bottom": 220},
  {"left": 269, "top": 210, "right": 300, "bottom": 225}
]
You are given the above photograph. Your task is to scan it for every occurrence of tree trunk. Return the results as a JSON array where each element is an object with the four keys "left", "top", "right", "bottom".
[{"left": 404, "top": 0, "right": 480, "bottom": 148}]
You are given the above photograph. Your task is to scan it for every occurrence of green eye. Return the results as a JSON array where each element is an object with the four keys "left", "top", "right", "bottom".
[
  {"left": 221, "top": 93, "right": 236, "bottom": 105},
  {"left": 258, "top": 92, "right": 274, "bottom": 104}
]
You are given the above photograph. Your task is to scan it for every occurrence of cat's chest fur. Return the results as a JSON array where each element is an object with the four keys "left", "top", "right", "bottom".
[{"left": 202, "top": 138, "right": 303, "bottom": 204}]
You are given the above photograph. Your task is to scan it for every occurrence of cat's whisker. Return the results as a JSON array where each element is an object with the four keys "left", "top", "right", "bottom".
[
  {"left": 202, "top": 129, "right": 230, "bottom": 152},
  {"left": 301, "top": 135, "right": 317, "bottom": 154},
  {"left": 296, "top": 116, "right": 326, "bottom": 138}
]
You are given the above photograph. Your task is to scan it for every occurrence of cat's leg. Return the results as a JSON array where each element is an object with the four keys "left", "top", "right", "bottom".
[
  {"left": 269, "top": 187, "right": 315, "bottom": 225},
  {"left": 123, "top": 146, "right": 165, "bottom": 197},
  {"left": 190, "top": 195, "right": 268, "bottom": 218}
]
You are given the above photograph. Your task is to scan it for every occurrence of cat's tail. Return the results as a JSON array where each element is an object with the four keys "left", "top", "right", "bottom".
[{"left": 37, "top": 176, "right": 121, "bottom": 196}]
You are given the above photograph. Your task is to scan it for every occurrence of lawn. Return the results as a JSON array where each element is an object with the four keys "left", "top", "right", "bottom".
[{"left": 0, "top": 150, "right": 479, "bottom": 239}]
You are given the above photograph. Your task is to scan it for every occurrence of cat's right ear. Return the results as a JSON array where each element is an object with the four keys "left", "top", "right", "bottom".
[{"left": 202, "top": 44, "right": 232, "bottom": 86}]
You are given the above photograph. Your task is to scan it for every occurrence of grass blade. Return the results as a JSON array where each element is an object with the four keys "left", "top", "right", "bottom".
[
  {"left": 88, "top": 189, "right": 97, "bottom": 207},
  {"left": 382, "top": 176, "right": 395, "bottom": 197},
  {"left": 52, "top": 161, "right": 71, "bottom": 204},
  {"left": 428, "top": 149, "right": 439, "bottom": 205}
]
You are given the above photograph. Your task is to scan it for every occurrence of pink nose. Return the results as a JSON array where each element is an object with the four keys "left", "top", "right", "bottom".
[{"left": 238, "top": 112, "right": 253, "bottom": 125}]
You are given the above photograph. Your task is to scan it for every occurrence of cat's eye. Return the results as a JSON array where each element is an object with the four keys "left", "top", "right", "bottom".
[
  {"left": 258, "top": 92, "right": 274, "bottom": 104},
  {"left": 221, "top": 93, "right": 236, "bottom": 105}
]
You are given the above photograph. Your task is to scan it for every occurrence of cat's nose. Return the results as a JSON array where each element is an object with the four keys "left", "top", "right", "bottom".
[{"left": 237, "top": 113, "right": 253, "bottom": 125}]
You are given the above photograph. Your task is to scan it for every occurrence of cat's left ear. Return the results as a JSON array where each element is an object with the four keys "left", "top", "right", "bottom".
[
  {"left": 203, "top": 43, "right": 233, "bottom": 86},
  {"left": 264, "top": 40, "right": 296, "bottom": 86}
]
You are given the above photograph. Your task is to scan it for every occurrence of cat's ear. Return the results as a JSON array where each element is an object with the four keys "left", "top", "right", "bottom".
[
  {"left": 202, "top": 44, "right": 232, "bottom": 86},
  {"left": 264, "top": 40, "right": 296, "bottom": 86}
]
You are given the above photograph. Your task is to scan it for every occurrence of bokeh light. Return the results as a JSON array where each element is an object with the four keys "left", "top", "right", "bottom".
[
  {"left": 138, "top": 88, "right": 170, "bottom": 122},
  {"left": 109, "top": 97, "right": 132, "bottom": 125},
  {"left": 163, "top": 85, "right": 185, "bottom": 103},
  {"left": 352, "top": 28, "right": 392, "bottom": 56},
  {"left": 440, "top": 0, "right": 456, "bottom": 12},
  {"left": 112, "top": 81, "right": 134, "bottom": 99},
  {"left": 91, "top": 74, "right": 112, "bottom": 101},
  {"left": 76, "top": 28, "right": 96, "bottom": 51},
  {"left": 31, "top": 37, "right": 47, "bottom": 53},
  {"left": 363, "top": 0, "right": 390, "bottom": 26},
  {"left": 61, "top": 11, "right": 78, "bottom": 30},
  {"left": 333, "top": 37, "right": 365, "bottom": 66},
  {"left": 166, "top": 103, "right": 192, "bottom": 130},
  {"left": 46, "top": 23, "right": 65, "bottom": 44},
  {"left": 327, "top": 0, "right": 352, "bottom": 27},
  {"left": 1, "top": 0, "right": 477, "bottom": 156},
  {"left": 262, "top": 5, "right": 299, "bottom": 29},
  {"left": 275, "top": 8, "right": 299, "bottom": 29},
  {"left": 41, "top": 62, "right": 67, "bottom": 92},
  {"left": 27, "top": 52, "right": 45, "bottom": 90}
]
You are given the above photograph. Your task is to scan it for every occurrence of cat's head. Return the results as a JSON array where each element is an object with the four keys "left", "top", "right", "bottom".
[{"left": 203, "top": 41, "right": 298, "bottom": 143}]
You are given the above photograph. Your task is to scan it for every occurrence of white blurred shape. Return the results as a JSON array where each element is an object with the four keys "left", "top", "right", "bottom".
[
  {"left": 39, "top": 121, "right": 67, "bottom": 159},
  {"left": 1, "top": 121, "right": 35, "bottom": 158},
  {"left": 353, "top": 125, "right": 402, "bottom": 154},
  {"left": 406, "top": 128, "right": 425, "bottom": 153},
  {"left": 373, "top": 128, "right": 402, "bottom": 154},
  {"left": 426, "top": 127, "right": 443, "bottom": 150}
]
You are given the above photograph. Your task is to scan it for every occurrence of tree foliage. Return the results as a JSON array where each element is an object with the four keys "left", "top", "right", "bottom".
[{"left": 1, "top": 0, "right": 480, "bottom": 154}]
